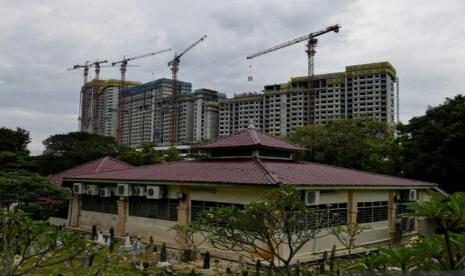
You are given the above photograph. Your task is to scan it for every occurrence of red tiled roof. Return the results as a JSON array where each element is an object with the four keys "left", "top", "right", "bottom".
[
  {"left": 195, "top": 128, "right": 304, "bottom": 152},
  {"left": 69, "top": 159, "right": 434, "bottom": 187},
  {"left": 51, "top": 156, "right": 133, "bottom": 185}
]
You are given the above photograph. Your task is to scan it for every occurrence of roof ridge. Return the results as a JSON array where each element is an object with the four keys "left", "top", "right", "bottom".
[
  {"left": 106, "top": 156, "right": 135, "bottom": 168},
  {"left": 248, "top": 129, "right": 260, "bottom": 145},
  {"left": 95, "top": 156, "right": 108, "bottom": 172},
  {"left": 254, "top": 158, "right": 281, "bottom": 184},
  {"left": 49, "top": 156, "right": 109, "bottom": 178},
  {"left": 253, "top": 129, "right": 304, "bottom": 150},
  {"left": 194, "top": 129, "right": 250, "bottom": 148}
]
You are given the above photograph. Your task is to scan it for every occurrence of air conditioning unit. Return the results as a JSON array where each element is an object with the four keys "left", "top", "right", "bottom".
[
  {"left": 304, "top": 191, "right": 320, "bottom": 206},
  {"left": 132, "top": 186, "right": 146, "bottom": 197},
  {"left": 99, "top": 188, "right": 112, "bottom": 198},
  {"left": 146, "top": 186, "right": 163, "bottom": 199},
  {"left": 409, "top": 189, "right": 417, "bottom": 201},
  {"left": 86, "top": 185, "right": 99, "bottom": 196},
  {"left": 116, "top": 183, "right": 131, "bottom": 197},
  {"left": 73, "top": 183, "right": 84, "bottom": 195}
]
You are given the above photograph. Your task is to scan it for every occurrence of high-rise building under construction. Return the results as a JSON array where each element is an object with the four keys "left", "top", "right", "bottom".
[{"left": 219, "top": 62, "right": 397, "bottom": 137}]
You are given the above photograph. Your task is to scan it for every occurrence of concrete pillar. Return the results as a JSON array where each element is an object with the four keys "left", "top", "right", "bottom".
[
  {"left": 177, "top": 186, "right": 191, "bottom": 225},
  {"left": 115, "top": 197, "right": 128, "bottom": 236},
  {"left": 69, "top": 195, "right": 81, "bottom": 227},
  {"left": 347, "top": 191, "right": 357, "bottom": 231},
  {"left": 388, "top": 191, "right": 397, "bottom": 242}
]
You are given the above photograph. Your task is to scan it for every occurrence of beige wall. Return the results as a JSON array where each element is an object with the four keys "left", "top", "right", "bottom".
[{"left": 72, "top": 184, "right": 429, "bottom": 260}]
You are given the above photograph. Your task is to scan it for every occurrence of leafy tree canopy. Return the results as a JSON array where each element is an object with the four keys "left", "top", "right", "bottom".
[
  {"left": 117, "top": 142, "right": 164, "bottom": 166},
  {"left": 0, "top": 127, "right": 34, "bottom": 171},
  {"left": 0, "top": 171, "right": 70, "bottom": 219},
  {"left": 35, "top": 132, "right": 127, "bottom": 175},
  {"left": 0, "top": 212, "right": 87, "bottom": 275},
  {"left": 288, "top": 119, "right": 400, "bottom": 175},
  {"left": 398, "top": 95, "right": 465, "bottom": 192},
  {"left": 192, "top": 186, "right": 326, "bottom": 274}
]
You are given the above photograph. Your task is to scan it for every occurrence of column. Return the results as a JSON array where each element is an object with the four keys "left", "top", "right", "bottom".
[
  {"left": 115, "top": 197, "right": 128, "bottom": 236},
  {"left": 388, "top": 191, "right": 397, "bottom": 242},
  {"left": 347, "top": 191, "right": 357, "bottom": 231},
  {"left": 69, "top": 195, "right": 81, "bottom": 227},
  {"left": 177, "top": 186, "right": 191, "bottom": 225}
]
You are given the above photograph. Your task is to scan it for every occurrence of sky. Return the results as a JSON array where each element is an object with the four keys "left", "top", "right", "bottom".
[{"left": 1, "top": 0, "right": 464, "bottom": 154}]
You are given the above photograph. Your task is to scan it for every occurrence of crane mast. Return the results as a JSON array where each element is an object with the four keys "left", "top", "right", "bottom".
[
  {"left": 90, "top": 59, "right": 108, "bottom": 133},
  {"left": 111, "top": 48, "right": 171, "bottom": 144},
  {"left": 67, "top": 61, "right": 91, "bottom": 130},
  {"left": 168, "top": 35, "right": 207, "bottom": 146},
  {"left": 247, "top": 24, "right": 340, "bottom": 124}
]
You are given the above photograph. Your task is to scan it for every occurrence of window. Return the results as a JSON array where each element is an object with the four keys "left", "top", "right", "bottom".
[
  {"left": 308, "top": 203, "right": 348, "bottom": 227},
  {"left": 191, "top": 200, "right": 244, "bottom": 221},
  {"left": 81, "top": 195, "right": 117, "bottom": 214},
  {"left": 129, "top": 198, "right": 178, "bottom": 221},
  {"left": 357, "top": 201, "right": 388, "bottom": 223}
]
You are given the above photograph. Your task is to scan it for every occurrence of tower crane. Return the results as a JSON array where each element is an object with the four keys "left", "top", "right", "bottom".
[
  {"left": 67, "top": 61, "right": 91, "bottom": 130},
  {"left": 247, "top": 24, "right": 340, "bottom": 124},
  {"left": 168, "top": 35, "right": 207, "bottom": 146},
  {"left": 89, "top": 59, "right": 108, "bottom": 133},
  {"left": 111, "top": 48, "right": 172, "bottom": 144}
]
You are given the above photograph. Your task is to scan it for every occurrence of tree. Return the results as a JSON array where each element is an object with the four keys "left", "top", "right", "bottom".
[
  {"left": 0, "top": 171, "right": 70, "bottom": 219},
  {"left": 408, "top": 192, "right": 465, "bottom": 269},
  {"left": 398, "top": 95, "right": 465, "bottom": 192},
  {"left": 192, "top": 186, "right": 327, "bottom": 275},
  {"left": 288, "top": 119, "right": 401, "bottom": 175},
  {"left": 117, "top": 142, "right": 163, "bottom": 166},
  {"left": 169, "top": 223, "right": 207, "bottom": 261},
  {"left": 35, "top": 132, "right": 126, "bottom": 175},
  {"left": 164, "top": 147, "right": 182, "bottom": 162},
  {"left": 0, "top": 128, "right": 34, "bottom": 172},
  {"left": 329, "top": 223, "right": 370, "bottom": 255},
  {"left": 1, "top": 212, "right": 87, "bottom": 275}
]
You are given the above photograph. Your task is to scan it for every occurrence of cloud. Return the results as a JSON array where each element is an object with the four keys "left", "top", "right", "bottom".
[{"left": 1, "top": 0, "right": 464, "bottom": 153}]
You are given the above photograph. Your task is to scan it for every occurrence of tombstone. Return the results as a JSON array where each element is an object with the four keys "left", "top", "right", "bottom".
[
  {"left": 160, "top": 243, "right": 167, "bottom": 262},
  {"left": 123, "top": 232, "right": 132, "bottom": 250},
  {"left": 151, "top": 250, "right": 159, "bottom": 266},
  {"left": 255, "top": 260, "right": 261, "bottom": 275},
  {"left": 133, "top": 236, "right": 142, "bottom": 255},
  {"left": 240, "top": 256, "right": 248, "bottom": 276},
  {"left": 83, "top": 250, "right": 90, "bottom": 268},
  {"left": 295, "top": 260, "right": 302, "bottom": 276},
  {"left": 96, "top": 229, "right": 105, "bottom": 244},
  {"left": 329, "top": 245, "right": 336, "bottom": 272},
  {"left": 101, "top": 255, "right": 109, "bottom": 271},
  {"left": 91, "top": 225, "right": 98, "bottom": 241},
  {"left": 13, "top": 254, "right": 22, "bottom": 268},
  {"left": 202, "top": 251, "right": 210, "bottom": 269},
  {"left": 88, "top": 253, "right": 95, "bottom": 268},
  {"left": 116, "top": 245, "right": 125, "bottom": 264}
]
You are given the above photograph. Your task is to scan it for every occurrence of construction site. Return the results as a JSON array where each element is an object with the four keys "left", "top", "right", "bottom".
[{"left": 69, "top": 25, "right": 398, "bottom": 148}]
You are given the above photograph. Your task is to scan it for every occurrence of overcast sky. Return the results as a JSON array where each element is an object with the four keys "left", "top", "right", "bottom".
[{"left": 1, "top": 0, "right": 464, "bottom": 154}]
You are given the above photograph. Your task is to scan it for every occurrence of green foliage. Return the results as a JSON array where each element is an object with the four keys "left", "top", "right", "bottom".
[
  {"left": 0, "top": 212, "right": 87, "bottom": 275},
  {"left": 0, "top": 128, "right": 34, "bottom": 171},
  {"left": 397, "top": 95, "right": 465, "bottom": 192},
  {"left": 289, "top": 119, "right": 400, "bottom": 175},
  {"left": 329, "top": 223, "right": 370, "bottom": 255},
  {"left": 169, "top": 223, "right": 207, "bottom": 260},
  {"left": 0, "top": 127, "right": 30, "bottom": 153},
  {"left": 35, "top": 132, "right": 125, "bottom": 175},
  {"left": 0, "top": 171, "right": 70, "bottom": 219},
  {"left": 117, "top": 142, "right": 164, "bottom": 166},
  {"left": 192, "top": 186, "right": 326, "bottom": 274},
  {"left": 164, "top": 147, "right": 182, "bottom": 162}
]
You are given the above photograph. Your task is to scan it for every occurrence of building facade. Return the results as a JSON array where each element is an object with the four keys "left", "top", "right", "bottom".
[
  {"left": 193, "top": 89, "right": 226, "bottom": 142},
  {"left": 219, "top": 62, "right": 397, "bottom": 137},
  {"left": 119, "top": 78, "right": 193, "bottom": 148},
  {"left": 79, "top": 79, "right": 140, "bottom": 137},
  {"left": 62, "top": 128, "right": 435, "bottom": 262}
]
